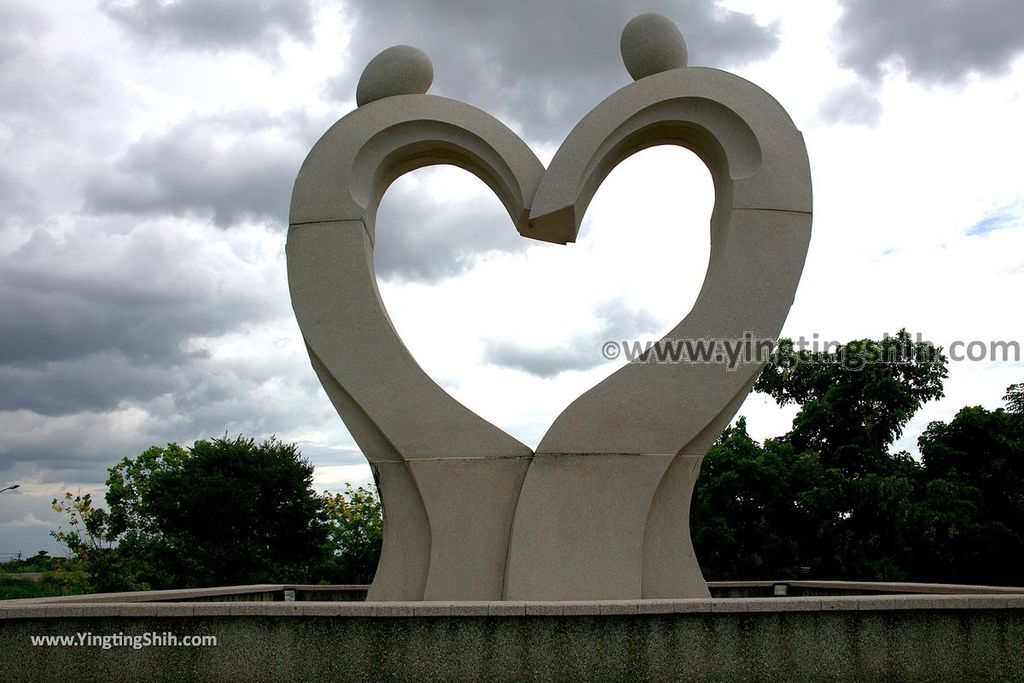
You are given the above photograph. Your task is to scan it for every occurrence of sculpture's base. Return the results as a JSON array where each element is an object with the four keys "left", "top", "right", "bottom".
[
  {"left": 368, "top": 457, "right": 531, "bottom": 602},
  {"left": 4, "top": 595, "right": 1023, "bottom": 682},
  {"left": 505, "top": 453, "right": 708, "bottom": 600},
  {"left": 369, "top": 452, "right": 709, "bottom": 601}
]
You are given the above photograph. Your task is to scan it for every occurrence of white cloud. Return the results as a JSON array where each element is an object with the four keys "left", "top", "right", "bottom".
[{"left": 312, "top": 465, "right": 375, "bottom": 492}]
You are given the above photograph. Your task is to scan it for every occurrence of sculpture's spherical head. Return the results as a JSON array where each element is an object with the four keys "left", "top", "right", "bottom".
[
  {"left": 356, "top": 45, "right": 434, "bottom": 106},
  {"left": 620, "top": 13, "right": 688, "bottom": 81}
]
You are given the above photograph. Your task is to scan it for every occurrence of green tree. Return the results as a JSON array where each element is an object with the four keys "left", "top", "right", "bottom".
[
  {"left": 691, "top": 420, "right": 927, "bottom": 581},
  {"left": 51, "top": 491, "right": 111, "bottom": 562},
  {"left": 321, "top": 484, "right": 383, "bottom": 584},
  {"left": 916, "top": 403, "right": 1024, "bottom": 584},
  {"left": 755, "top": 329, "right": 947, "bottom": 472},
  {"left": 692, "top": 418, "right": 839, "bottom": 579},
  {"left": 50, "top": 491, "right": 118, "bottom": 590},
  {"left": 139, "top": 436, "right": 328, "bottom": 587},
  {"left": 104, "top": 443, "right": 188, "bottom": 540},
  {"left": 1005, "top": 382, "right": 1024, "bottom": 414},
  {"left": 695, "top": 330, "right": 950, "bottom": 581},
  {"left": 96, "top": 444, "right": 190, "bottom": 590},
  {"left": 53, "top": 436, "right": 331, "bottom": 590},
  {"left": 835, "top": 451, "right": 926, "bottom": 581}
]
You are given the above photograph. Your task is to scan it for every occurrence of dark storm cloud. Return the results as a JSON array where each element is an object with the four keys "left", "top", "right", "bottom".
[
  {"left": 0, "top": 275, "right": 208, "bottom": 367},
  {"left": 0, "top": 329, "right": 339, "bottom": 477},
  {"left": 818, "top": 83, "right": 883, "bottom": 126},
  {"left": 834, "top": 0, "right": 1024, "bottom": 84},
  {"left": 0, "top": 226, "right": 277, "bottom": 369},
  {"left": 99, "top": 0, "right": 316, "bottom": 55},
  {"left": 0, "top": 352, "right": 183, "bottom": 416},
  {"left": 0, "top": 351, "right": 331, "bottom": 470},
  {"left": 331, "top": 0, "right": 778, "bottom": 143},
  {"left": 482, "top": 344, "right": 599, "bottom": 379},
  {"left": 483, "top": 299, "right": 663, "bottom": 378},
  {"left": 373, "top": 177, "right": 529, "bottom": 282},
  {"left": 85, "top": 112, "right": 314, "bottom": 227},
  {"left": 0, "top": 436, "right": 125, "bottom": 479}
]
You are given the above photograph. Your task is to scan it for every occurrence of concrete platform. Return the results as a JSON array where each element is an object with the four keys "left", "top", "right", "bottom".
[{"left": 2, "top": 593, "right": 1023, "bottom": 681}]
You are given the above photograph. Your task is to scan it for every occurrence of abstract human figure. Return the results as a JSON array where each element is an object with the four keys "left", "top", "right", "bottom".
[{"left": 287, "top": 13, "right": 811, "bottom": 601}]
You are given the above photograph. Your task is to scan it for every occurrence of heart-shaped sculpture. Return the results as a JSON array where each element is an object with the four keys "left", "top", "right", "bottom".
[{"left": 287, "top": 14, "right": 811, "bottom": 601}]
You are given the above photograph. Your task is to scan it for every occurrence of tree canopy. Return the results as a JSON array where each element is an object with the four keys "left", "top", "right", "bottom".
[
  {"left": 53, "top": 436, "right": 381, "bottom": 591},
  {"left": 754, "top": 330, "right": 947, "bottom": 468},
  {"left": 694, "top": 331, "right": 1024, "bottom": 584}
]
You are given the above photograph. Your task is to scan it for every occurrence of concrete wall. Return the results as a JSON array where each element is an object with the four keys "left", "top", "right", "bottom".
[{"left": 2, "top": 595, "right": 1023, "bottom": 682}]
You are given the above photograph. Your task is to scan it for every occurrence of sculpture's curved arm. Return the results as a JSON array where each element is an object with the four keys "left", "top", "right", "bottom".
[
  {"left": 290, "top": 94, "right": 546, "bottom": 243},
  {"left": 533, "top": 67, "right": 812, "bottom": 457},
  {"left": 505, "top": 61, "right": 812, "bottom": 600},
  {"left": 287, "top": 94, "right": 543, "bottom": 461}
]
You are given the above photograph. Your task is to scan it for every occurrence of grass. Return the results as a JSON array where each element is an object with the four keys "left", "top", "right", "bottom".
[
  {"left": 0, "top": 557, "right": 92, "bottom": 600},
  {"left": 0, "top": 572, "right": 92, "bottom": 600}
]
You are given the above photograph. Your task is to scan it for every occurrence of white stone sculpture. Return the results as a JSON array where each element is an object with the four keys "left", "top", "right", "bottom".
[{"left": 287, "top": 13, "right": 812, "bottom": 601}]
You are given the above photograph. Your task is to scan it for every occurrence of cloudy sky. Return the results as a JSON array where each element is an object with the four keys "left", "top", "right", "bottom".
[{"left": 2, "top": 0, "right": 1023, "bottom": 557}]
